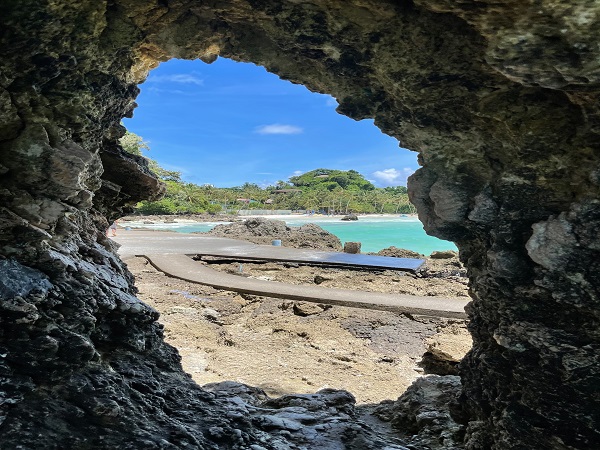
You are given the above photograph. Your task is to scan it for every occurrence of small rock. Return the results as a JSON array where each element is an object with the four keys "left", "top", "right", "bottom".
[
  {"left": 313, "top": 275, "right": 330, "bottom": 285},
  {"left": 341, "top": 214, "right": 358, "bottom": 221},
  {"left": 202, "top": 307, "right": 222, "bottom": 324},
  {"left": 343, "top": 242, "right": 361, "bottom": 253},
  {"left": 429, "top": 250, "right": 458, "bottom": 259},
  {"left": 374, "top": 246, "right": 425, "bottom": 259},
  {"left": 293, "top": 302, "right": 326, "bottom": 316}
]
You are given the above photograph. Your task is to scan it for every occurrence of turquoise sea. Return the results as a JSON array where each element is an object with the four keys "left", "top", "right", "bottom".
[{"left": 126, "top": 215, "right": 457, "bottom": 255}]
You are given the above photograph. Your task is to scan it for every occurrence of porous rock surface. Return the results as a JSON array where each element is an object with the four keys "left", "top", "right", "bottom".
[
  {"left": 206, "top": 217, "right": 343, "bottom": 251},
  {"left": 1, "top": 1, "right": 599, "bottom": 449},
  {"left": 374, "top": 375, "right": 464, "bottom": 450},
  {"left": 374, "top": 247, "right": 425, "bottom": 259}
]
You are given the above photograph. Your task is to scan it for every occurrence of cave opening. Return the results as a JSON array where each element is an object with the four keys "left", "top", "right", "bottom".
[
  {"left": 123, "top": 57, "right": 419, "bottom": 189},
  {"left": 115, "top": 56, "right": 468, "bottom": 404}
]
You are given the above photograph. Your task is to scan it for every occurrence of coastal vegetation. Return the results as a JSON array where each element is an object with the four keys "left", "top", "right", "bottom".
[{"left": 121, "top": 131, "right": 416, "bottom": 215}]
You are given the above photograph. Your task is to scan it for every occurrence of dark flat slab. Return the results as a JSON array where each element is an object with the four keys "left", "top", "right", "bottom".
[{"left": 197, "top": 249, "right": 425, "bottom": 271}]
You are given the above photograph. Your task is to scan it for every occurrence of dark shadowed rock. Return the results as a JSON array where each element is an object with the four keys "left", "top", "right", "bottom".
[
  {"left": 341, "top": 214, "right": 359, "bottom": 221},
  {"left": 1, "top": 0, "right": 599, "bottom": 448},
  {"left": 374, "top": 375, "right": 464, "bottom": 449}
]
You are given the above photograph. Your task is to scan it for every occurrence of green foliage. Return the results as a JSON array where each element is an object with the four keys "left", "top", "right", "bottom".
[
  {"left": 384, "top": 186, "right": 408, "bottom": 195},
  {"left": 147, "top": 159, "right": 182, "bottom": 182},
  {"left": 120, "top": 131, "right": 149, "bottom": 156},
  {"left": 135, "top": 165, "right": 415, "bottom": 215},
  {"left": 206, "top": 204, "right": 222, "bottom": 214},
  {"left": 120, "top": 130, "right": 182, "bottom": 182},
  {"left": 289, "top": 168, "right": 375, "bottom": 191}
]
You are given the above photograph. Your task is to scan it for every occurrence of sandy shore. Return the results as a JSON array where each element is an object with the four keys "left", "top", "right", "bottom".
[{"left": 120, "top": 213, "right": 419, "bottom": 224}]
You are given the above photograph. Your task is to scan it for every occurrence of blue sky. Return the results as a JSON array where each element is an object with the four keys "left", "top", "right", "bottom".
[{"left": 123, "top": 58, "right": 418, "bottom": 188}]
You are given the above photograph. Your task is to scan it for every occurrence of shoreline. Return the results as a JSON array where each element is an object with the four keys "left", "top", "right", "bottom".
[
  {"left": 120, "top": 212, "right": 420, "bottom": 225},
  {"left": 117, "top": 214, "right": 455, "bottom": 256}
]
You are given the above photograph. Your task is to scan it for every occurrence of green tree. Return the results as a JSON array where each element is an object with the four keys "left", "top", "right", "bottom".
[{"left": 119, "top": 131, "right": 149, "bottom": 156}]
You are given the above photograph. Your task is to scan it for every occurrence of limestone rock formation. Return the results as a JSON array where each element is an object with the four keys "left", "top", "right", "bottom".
[
  {"left": 429, "top": 250, "right": 458, "bottom": 260},
  {"left": 375, "top": 247, "right": 425, "bottom": 259},
  {"left": 1, "top": 0, "right": 599, "bottom": 449},
  {"left": 420, "top": 324, "right": 473, "bottom": 376},
  {"left": 374, "top": 375, "right": 464, "bottom": 449},
  {"left": 206, "top": 217, "right": 343, "bottom": 251}
]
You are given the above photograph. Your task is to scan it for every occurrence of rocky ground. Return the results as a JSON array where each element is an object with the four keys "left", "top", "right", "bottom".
[
  {"left": 120, "top": 217, "right": 471, "bottom": 446},
  {"left": 123, "top": 217, "right": 471, "bottom": 406},
  {"left": 202, "top": 256, "right": 468, "bottom": 299},
  {"left": 127, "top": 254, "right": 471, "bottom": 405}
]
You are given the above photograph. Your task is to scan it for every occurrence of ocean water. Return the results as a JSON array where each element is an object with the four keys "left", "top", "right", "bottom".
[{"left": 126, "top": 216, "right": 457, "bottom": 255}]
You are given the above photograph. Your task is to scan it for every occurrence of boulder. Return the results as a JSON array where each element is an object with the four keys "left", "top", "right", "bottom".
[
  {"left": 341, "top": 214, "right": 358, "bottom": 221},
  {"left": 420, "top": 323, "right": 472, "bottom": 375},
  {"left": 343, "top": 241, "right": 361, "bottom": 253},
  {"left": 429, "top": 250, "right": 458, "bottom": 259},
  {"left": 206, "top": 218, "right": 342, "bottom": 251},
  {"left": 374, "top": 246, "right": 425, "bottom": 259}
]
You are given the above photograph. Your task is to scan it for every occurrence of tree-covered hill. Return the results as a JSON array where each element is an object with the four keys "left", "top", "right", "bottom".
[
  {"left": 120, "top": 131, "right": 416, "bottom": 215},
  {"left": 289, "top": 169, "right": 375, "bottom": 191}
]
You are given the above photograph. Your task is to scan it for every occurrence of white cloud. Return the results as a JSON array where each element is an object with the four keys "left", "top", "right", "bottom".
[
  {"left": 291, "top": 170, "right": 304, "bottom": 176},
  {"left": 255, "top": 124, "right": 303, "bottom": 135},
  {"left": 147, "top": 73, "right": 204, "bottom": 86},
  {"left": 147, "top": 86, "right": 187, "bottom": 95},
  {"left": 372, "top": 167, "right": 415, "bottom": 186},
  {"left": 325, "top": 95, "right": 338, "bottom": 107}
]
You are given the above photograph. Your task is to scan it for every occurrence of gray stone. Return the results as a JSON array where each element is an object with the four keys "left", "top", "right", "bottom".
[
  {"left": 343, "top": 241, "right": 361, "bottom": 253},
  {"left": 429, "top": 250, "right": 458, "bottom": 259},
  {"left": 0, "top": 259, "right": 52, "bottom": 298},
  {"left": 374, "top": 375, "right": 464, "bottom": 449}
]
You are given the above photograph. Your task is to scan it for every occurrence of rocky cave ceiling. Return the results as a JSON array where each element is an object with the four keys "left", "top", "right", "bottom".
[{"left": 0, "top": 0, "right": 599, "bottom": 449}]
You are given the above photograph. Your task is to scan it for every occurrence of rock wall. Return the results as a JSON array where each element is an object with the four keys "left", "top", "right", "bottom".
[{"left": 1, "top": 1, "right": 599, "bottom": 448}]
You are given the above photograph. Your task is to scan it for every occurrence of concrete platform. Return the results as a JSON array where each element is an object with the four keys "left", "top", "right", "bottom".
[{"left": 113, "top": 230, "right": 468, "bottom": 319}]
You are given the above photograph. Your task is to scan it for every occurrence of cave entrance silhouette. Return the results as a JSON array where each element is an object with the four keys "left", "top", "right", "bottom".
[{"left": 1, "top": 1, "right": 599, "bottom": 448}]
